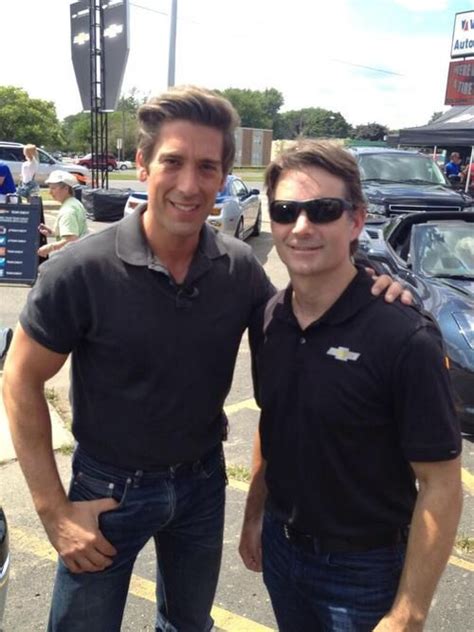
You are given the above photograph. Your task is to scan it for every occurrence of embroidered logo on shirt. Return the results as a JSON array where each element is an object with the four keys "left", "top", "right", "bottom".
[{"left": 327, "top": 346, "right": 360, "bottom": 362}]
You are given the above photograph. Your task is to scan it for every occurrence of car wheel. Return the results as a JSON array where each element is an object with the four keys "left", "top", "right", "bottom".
[
  {"left": 252, "top": 206, "right": 262, "bottom": 237},
  {"left": 107, "top": 165, "right": 114, "bottom": 172},
  {"left": 120, "top": 164, "right": 127, "bottom": 171},
  {"left": 235, "top": 217, "right": 245, "bottom": 240}
]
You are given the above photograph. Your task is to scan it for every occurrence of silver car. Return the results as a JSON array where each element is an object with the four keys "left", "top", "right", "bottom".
[{"left": 0, "top": 142, "right": 89, "bottom": 186}]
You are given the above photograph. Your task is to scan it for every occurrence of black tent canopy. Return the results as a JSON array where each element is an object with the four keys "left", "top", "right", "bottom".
[{"left": 398, "top": 106, "right": 474, "bottom": 145}]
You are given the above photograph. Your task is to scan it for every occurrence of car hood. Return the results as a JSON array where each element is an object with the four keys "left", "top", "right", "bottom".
[
  {"left": 435, "top": 277, "right": 474, "bottom": 297},
  {"left": 363, "top": 181, "right": 470, "bottom": 204}
]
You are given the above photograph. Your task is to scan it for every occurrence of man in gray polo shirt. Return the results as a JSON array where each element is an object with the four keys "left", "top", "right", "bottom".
[{"left": 3, "top": 86, "right": 409, "bottom": 632}]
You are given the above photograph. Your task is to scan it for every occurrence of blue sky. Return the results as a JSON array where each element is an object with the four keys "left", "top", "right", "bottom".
[{"left": 4, "top": 0, "right": 473, "bottom": 131}]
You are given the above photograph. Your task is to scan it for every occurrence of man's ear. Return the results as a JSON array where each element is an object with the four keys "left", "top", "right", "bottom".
[
  {"left": 350, "top": 206, "right": 367, "bottom": 239},
  {"left": 135, "top": 150, "right": 148, "bottom": 182}
]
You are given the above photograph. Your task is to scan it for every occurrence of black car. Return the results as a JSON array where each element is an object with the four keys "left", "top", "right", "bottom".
[
  {"left": 351, "top": 148, "right": 474, "bottom": 219},
  {"left": 359, "top": 211, "right": 474, "bottom": 434},
  {"left": 0, "top": 507, "right": 9, "bottom": 628}
]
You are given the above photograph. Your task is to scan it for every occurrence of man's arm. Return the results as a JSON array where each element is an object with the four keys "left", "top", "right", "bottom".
[
  {"left": 239, "top": 430, "right": 268, "bottom": 572},
  {"left": 373, "top": 457, "right": 462, "bottom": 631},
  {"left": 2, "top": 325, "right": 118, "bottom": 573},
  {"left": 38, "top": 234, "right": 78, "bottom": 257}
]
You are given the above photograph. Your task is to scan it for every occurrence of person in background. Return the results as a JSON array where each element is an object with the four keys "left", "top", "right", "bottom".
[
  {"left": 17, "top": 144, "right": 40, "bottom": 200},
  {"left": 240, "top": 140, "right": 462, "bottom": 632},
  {"left": 0, "top": 161, "right": 16, "bottom": 202},
  {"left": 37, "top": 170, "right": 87, "bottom": 257},
  {"left": 444, "top": 152, "right": 462, "bottom": 179}
]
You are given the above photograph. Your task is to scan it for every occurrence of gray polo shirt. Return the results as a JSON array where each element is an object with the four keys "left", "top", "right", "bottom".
[{"left": 20, "top": 209, "right": 275, "bottom": 469}]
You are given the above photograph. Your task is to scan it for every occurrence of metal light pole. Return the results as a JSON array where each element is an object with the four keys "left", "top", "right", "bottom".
[{"left": 168, "top": 0, "right": 177, "bottom": 87}]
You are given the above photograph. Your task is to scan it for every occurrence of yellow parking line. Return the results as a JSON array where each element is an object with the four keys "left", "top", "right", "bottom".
[
  {"left": 461, "top": 467, "right": 474, "bottom": 495},
  {"left": 9, "top": 527, "right": 275, "bottom": 632},
  {"left": 224, "top": 398, "right": 260, "bottom": 416},
  {"left": 449, "top": 555, "right": 474, "bottom": 572},
  {"left": 228, "top": 478, "right": 249, "bottom": 493}
]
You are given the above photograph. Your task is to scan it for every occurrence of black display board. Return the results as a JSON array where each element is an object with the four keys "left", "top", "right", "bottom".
[{"left": 0, "top": 201, "right": 43, "bottom": 286}]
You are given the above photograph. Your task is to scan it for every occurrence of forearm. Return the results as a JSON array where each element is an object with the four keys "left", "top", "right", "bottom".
[
  {"left": 243, "top": 431, "right": 268, "bottom": 523},
  {"left": 387, "top": 468, "right": 462, "bottom": 627},
  {"left": 3, "top": 373, "right": 68, "bottom": 518}
]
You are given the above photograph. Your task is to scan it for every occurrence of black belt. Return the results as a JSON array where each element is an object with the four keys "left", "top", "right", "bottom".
[{"left": 283, "top": 523, "right": 409, "bottom": 554}]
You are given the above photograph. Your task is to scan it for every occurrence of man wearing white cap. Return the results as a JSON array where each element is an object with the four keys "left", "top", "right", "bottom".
[{"left": 38, "top": 170, "right": 88, "bottom": 257}]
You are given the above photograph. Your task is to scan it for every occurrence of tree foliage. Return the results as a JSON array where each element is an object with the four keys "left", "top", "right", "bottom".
[
  {"left": 352, "top": 122, "right": 388, "bottom": 141},
  {"left": 274, "top": 108, "right": 350, "bottom": 140},
  {"left": 428, "top": 111, "right": 444, "bottom": 124},
  {"left": 217, "top": 88, "right": 284, "bottom": 130},
  {"left": 61, "top": 89, "right": 147, "bottom": 158},
  {"left": 0, "top": 86, "right": 63, "bottom": 147}
]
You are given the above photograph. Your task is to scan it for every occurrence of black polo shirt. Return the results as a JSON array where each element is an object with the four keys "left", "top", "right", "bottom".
[
  {"left": 255, "top": 268, "right": 461, "bottom": 538},
  {"left": 20, "top": 209, "right": 274, "bottom": 469}
]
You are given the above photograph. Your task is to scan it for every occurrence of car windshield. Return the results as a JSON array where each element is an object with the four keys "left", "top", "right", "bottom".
[
  {"left": 410, "top": 223, "right": 474, "bottom": 279},
  {"left": 358, "top": 153, "right": 447, "bottom": 185}
]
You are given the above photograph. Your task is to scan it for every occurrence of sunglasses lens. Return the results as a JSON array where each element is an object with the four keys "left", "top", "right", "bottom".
[
  {"left": 269, "top": 201, "right": 298, "bottom": 224},
  {"left": 307, "top": 198, "right": 345, "bottom": 223}
]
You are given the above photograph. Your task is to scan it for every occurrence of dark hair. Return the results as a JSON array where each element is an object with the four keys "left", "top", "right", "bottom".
[
  {"left": 137, "top": 85, "right": 240, "bottom": 174},
  {"left": 265, "top": 140, "right": 365, "bottom": 255},
  {"left": 265, "top": 139, "right": 365, "bottom": 210}
]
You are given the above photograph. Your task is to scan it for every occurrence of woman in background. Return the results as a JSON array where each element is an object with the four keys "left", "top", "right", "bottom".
[{"left": 18, "top": 144, "right": 40, "bottom": 200}]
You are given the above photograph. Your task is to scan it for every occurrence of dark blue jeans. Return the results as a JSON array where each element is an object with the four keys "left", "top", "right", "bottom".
[
  {"left": 48, "top": 445, "right": 227, "bottom": 632},
  {"left": 262, "top": 511, "right": 406, "bottom": 632}
]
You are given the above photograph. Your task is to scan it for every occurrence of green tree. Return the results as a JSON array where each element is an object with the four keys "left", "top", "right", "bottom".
[
  {"left": 274, "top": 108, "right": 350, "bottom": 140},
  {"left": 428, "top": 111, "right": 444, "bottom": 124},
  {"left": 61, "top": 89, "right": 147, "bottom": 159},
  {"left": 352, "top": 122, "right": 388, "bottom": 141},
  {"left": 218, "top": 88, "right": 284, "bottom": 130},
  {"left": 0, "top": 86, "right": 63, "bottom": 146}
]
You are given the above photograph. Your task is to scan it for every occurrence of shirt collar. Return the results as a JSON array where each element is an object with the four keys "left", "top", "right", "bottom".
[
  {"left": 278, "top": 266, "right": 379, "bottom": 329},
  {"left": 116, "top": 207, "right": 228, "bottom": 268}
]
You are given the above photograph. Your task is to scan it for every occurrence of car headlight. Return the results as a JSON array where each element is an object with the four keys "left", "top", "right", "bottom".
[
  {"left": 463, "top": 205, "right": 474, "bottom": 212},
  {"left": 367, "top": 202, "right": 386, "bottom": 215},
  {"left": 452, "top": 311, "right": 474, "bottom": 349}
]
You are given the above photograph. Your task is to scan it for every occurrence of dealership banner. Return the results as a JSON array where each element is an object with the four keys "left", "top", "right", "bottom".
[
  {"left": 445, "top": 59, "right": 474, "bottom": 105},
  {"left": 451, "top": 11, "right": 474, "bottom": 59},
  {"left": 0, "top": 201, "right": 42, "bottom": 285}
]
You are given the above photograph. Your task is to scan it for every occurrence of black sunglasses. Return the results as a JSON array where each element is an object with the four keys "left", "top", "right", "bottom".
[{"left": 269, "top": 197, "right": 353, "bottom": 225}]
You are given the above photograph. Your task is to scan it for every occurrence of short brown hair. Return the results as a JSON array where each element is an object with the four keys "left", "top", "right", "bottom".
[
  {"left": 137, "top": 85, "right": 240, "bottom": 174},
  {"left": 265, "top": 139, "right": 366, "bottom": 210}
]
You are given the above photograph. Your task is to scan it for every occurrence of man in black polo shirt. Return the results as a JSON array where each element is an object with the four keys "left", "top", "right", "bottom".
[
  {"left": 3, "top": 87, "right": 408, "bottom": 632},
  {"left": 239, "top": 140, "right": 462, "bottom": 632}
]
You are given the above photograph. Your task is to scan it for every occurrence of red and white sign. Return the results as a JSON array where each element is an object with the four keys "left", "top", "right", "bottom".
[{"left": 445, "top": 59, "right": 474, "bottom": 105}]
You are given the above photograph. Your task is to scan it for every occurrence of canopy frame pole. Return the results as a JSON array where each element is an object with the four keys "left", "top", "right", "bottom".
[{"left": 465, "top": 146, "right": 474, "bottom": 194}]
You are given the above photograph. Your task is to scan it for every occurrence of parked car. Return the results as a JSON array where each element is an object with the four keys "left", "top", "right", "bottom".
[
  {"left": 0, "top": 506, "right": 9, "bottom": 628},
  {"left": 0, "top": 141, "right": 88, "bottom": 186},
  {"left": 359, "top": 211, "right": 474, "bottom": 434},
  {"left": 351, "top": 147, "right": 474, "bottom": 219},
  {"left": 76, "top": 153, "right": 117, "bottom": 172},
  {"left": 124, "top": 174, "right": 262, "bottom": 239},
  {"left": 116, "top": 160, "right": 134, "bottom": 171}
]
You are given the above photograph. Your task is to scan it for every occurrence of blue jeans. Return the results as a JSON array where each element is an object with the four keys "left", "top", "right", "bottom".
[
  {"left": 262, "top": 511, "right": 406, "bottom": 632},
  {"left": 48, "top": 445, "right": 227, "bottom": 632}
]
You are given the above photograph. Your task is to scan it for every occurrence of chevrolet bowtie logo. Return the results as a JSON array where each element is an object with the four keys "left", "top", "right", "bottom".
[{"left": 327, "top": 346, "right": 360, "bottom": 362}]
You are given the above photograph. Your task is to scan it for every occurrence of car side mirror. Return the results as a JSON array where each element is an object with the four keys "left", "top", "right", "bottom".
[{"left": 249, "top": 188, "right": 260, "bottom": 195}]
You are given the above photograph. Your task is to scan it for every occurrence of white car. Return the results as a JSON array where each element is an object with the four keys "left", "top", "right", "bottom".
[
  {"left": 124, "top": 175, "right": 262, "bottom": 240},
  {"left": 0, "top": 142, "right": 89, "bottom": 186},
  {"left": 116, "top": 160, "right": 134, "bottom": 171}
]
